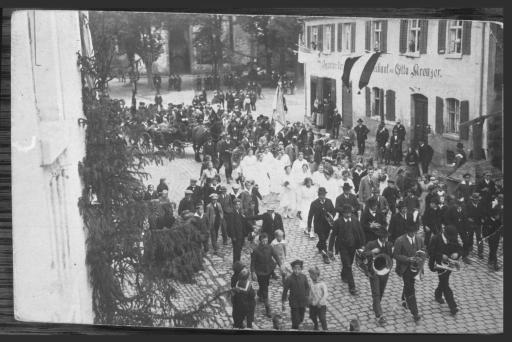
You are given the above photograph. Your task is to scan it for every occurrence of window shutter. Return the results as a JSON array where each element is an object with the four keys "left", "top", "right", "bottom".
[
  {"left": 386, "top": 90, "right": 396, "bottom": 121},
  {"left": 307, "top": 26, "right": 311, "bottom": 49},
  {"left": 419, "top": 20, "right": 428, "bottom": 54},
  {"left": 351, "top": 22, "right": 356, "bottom": 52},
  {"left": 381, "top": 20, "right": 388, "bottom": 53},
  {"left": 435, "top": 96, "right": 444, "bottom": 133},
  {"left": 365, "top": 21, "right": 371, "bottom": 51},
  {"left": 460, "top": 100, "right": 470, "bottom": 139},
  {"left": 337, "top": 24, "right": 342, "bottom": 52},
  {"left": 399, "top": 20, "right": 408, "bottom": 53},
  {"left": 438, "top": 20, "right": 447, "bottom": 54},
  {"left": 365, "top": 87, "right": 371, "bottom": 117},
  {"left": 462, "top": 21, "right": 472, "bottom": 55},
  {"left": 331, "top": 24, "right": 336, "bottom": 52},
  {"left": 318, "top": 25, "right": 323, "bottom": 51},
  {"left": 379, "top": 88, "right": 385, "bottom": 121}
]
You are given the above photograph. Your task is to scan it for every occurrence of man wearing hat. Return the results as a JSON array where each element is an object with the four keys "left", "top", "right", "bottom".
[
  {"left": 218, "top": 186, "right": 233, "bottom": 245},
  {"left": 427, "top": 225, "right": 463, "bottom": 316},
  {"left": 392, "top": 221, "right": 425, "bottom": 323},
  {"left": 186, "top": 178, "right": 203, "bottom": 206},
  {"left": 465, "top": 192, "right": 485, "bottom": 259},
  {"left": 282, "top": 259, "right": 310, "bottom": 330},
  {"left": 178, "top": 190, "right": 196, "bottom": 216},
  {"left": 156, "top": 178, "right": 169, "bottom": 196},
  {"left": 361, "top": 225, "right": 393, "bottom": 326},
  {"left": 482, "top": 207, "right": 502, "bottom": 271},
  {"left": 358, "top": 166, "right": 377, "bottom": 204},
  {"left": 455, "top": 173, "right": 474, "bottom": 203},
  {"left": 217, "top": 134, "right": 235, "bottom": 182},
  {"left": 328, "top": 204, "right": 366, "bottom": 295},
  {"left": 335, "top": 183, "right": 361, "bottom": 217},
  {"left": 229, "top": 199, "right": 250, "bottom": 263},
  {"left": 246, "top": 203, "right": 284, "bottom": 242},
  {"left": 360, "top": 197, "right": 387, "bottom": 242},
  {"left": 422, "top": 197, "right": 444, "bottom": 249},
  {"left": 352, "top": 162, "right": 367, "bottom": 194},
  {"left": 417, "top": 139, "right": 434, "bottom": 176},
  {"left": 382, "top": 180, "right": 400, "bottom": 215},
  {"left": 307, "top": 187, "right": 336, "bottom": 264},
  {"left": 388, "top": 201, "right": 408, "bottom": 244},
  {"left": 366, "top": 187, "right": 390, "bottom": 218},
  {"left": 476, "top": 172, "right": 497, "bottom": 211},
  {"left": 203, "top": 136, "right": 217, "bottom": 166},
  {"left": 354, "top": 118, "right": 370, "bottom": 156},
  {"left": 444, "top": 198, "right": 471, "bottom": 264},
  {"left": 205, "top": 193, "right": 224, "bottom": 254},
  {"left": 191, "top": 201, "right": 210, "bottom": 253}
]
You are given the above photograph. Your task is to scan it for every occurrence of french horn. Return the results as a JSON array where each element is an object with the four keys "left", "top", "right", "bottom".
[
  {"left": 372, "top": 253, "right": 394, "bottom": 276},
  {"left": 434, "top": 258, "right": 461, "bottom": 273}
]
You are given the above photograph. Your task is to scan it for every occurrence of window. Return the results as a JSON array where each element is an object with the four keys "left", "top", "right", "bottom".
[
  {"left": 343, "top": 23, "right": 352, "bottom": 51},
  {"left": 448, "top": 20, "right": 463, "bottom": 54},
  {"left": 445, "top": 98, "right": 460, "bottom": 133},
  {"left": 372, "top": 87, "right": 384, "bottom": 119},
  {"left": 407, "top": 19, "right": 421, "bottom": 53},
  {"left": 373, "top": 21, "right": 382, "bottom": 51},
  {"left": 324, "top": 25, "right": 332, "bottom": 52},
  {"left": 311, "top": 26, "right": 319, "bottom": 50}
]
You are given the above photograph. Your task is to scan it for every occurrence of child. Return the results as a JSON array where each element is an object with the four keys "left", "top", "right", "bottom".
[
  {"left": 282, "top": 260, "right": 310, "bottom": 330},
  {"left": 308, "top": 266, "right": 328, "bottom": 331},
  {"left": 271, "top": 230, "right": 289, "bottom": 285},
  {"left": 384, "top": 142, "right": 392, "bottom": 165},
  {"left": 231, "top": 267, "right": 256, "bottom": 329}
]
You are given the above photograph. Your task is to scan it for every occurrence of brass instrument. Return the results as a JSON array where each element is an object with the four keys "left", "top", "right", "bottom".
[
  {"left": 372, "top": 253, "right": 394, "bottom": 276},
  {"left": 355, "top": 249, "right": 371, "bottom": 277},
  {"left": 410, "top": 250, "right": 427, "bottom": 280},
  {"left": 324, "top": 210, "right": 335, "bottom": 228},
  {"left": 434, "top": 258, "right": 461, "bottom": 274}
]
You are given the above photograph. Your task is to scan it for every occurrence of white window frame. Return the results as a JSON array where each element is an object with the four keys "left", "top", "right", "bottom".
[
  {"left": 342, "top": 23, "right": 352, "bottom": 52},
  {"left": 406, "top": 19, "right": 421, "bottom": 57},
  {"left": 324, "top": 25, "right": 332, "bottom": 53},
  {"left": 447, "top": 20, "right": 463, "bottom": 57},
  {"left": 445, "top": 98, "right": 460, "bottom": 135},
  {"left": 372, "top": 21, "right": 382, "bottom": 52},
  {"left": 371, "top": 87, "right": 384, "bottom": 118}
]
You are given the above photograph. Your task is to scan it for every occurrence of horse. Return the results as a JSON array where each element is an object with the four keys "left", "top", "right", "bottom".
[{"left": 190, "top": 117, "right": 224, "bottom": 163}]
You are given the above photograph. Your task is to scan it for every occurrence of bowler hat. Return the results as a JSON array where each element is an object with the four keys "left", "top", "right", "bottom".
[
  {"left": 470, "top": 192, "right": 481, "bottom": 200},
  {"left": 209, "top": 193, "right": 218, "bottom": 200},
  {"left": 342, "top": 183, "right": 353, "bottom": 191},
  {"left": 406, "top": 222, "right": 418, "bottom": 233},
  {"left": 375, "top": 226, "right": 389, "bottom": 238},
  {"left": 290, "top": 260, "right": 304, "bottom": 268},
  {"left": 357, "top": 118, "right": 363, "bottom": 123},
  {"left": 341, "top": 204, "right": 353, "bottom": 214},
  {"left": 397, "top": 201, "right": 406, "bottom": 209},
  {"left": 318, "top": 187, "right": 327, "bottom": 194}
]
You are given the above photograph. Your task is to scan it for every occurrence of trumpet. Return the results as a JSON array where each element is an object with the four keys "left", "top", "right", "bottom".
[
  {"left": 410, "top": 250, "right": 427, "bottom": 279},
  {"left": 434, "top": 258, "right": 461, "bottom": 273}
]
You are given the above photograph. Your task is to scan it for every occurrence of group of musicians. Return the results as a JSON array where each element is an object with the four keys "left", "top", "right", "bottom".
[{"left": 307, "top": 179, "right": 502, "bottom": 326}]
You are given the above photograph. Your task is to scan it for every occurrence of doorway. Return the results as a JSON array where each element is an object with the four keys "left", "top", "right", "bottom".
[
  {"left": 342, "top": 84, "right": 353, "bottom": 128},
  {"left": 412, "top": 94, "right": 428, "bottom": 145}
]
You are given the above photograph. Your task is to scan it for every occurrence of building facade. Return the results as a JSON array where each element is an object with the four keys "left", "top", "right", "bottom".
[
  {"left": 12, "top": 10, "right": 94, "bottom": 324},
  {"left": 299, "top": 17, "right": 503, "bottom": 165}
]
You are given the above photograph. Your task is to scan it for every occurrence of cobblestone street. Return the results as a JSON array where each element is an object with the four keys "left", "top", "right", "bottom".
[{"left": 143, "top": 149, "right": 503, "bottom": 333}]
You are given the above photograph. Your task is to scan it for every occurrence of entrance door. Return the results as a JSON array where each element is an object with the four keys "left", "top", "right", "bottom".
[
  {"left": 342, "top": 84, "right": 353, "bottom": 128},
  {"left": 412, "top": 94, "right": 428, "bottom": 145},
  {"left": 310, "top": 78, "right": 317, "bottom": 112}
]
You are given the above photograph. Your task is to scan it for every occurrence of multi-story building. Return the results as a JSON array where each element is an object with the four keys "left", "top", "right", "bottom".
[{"left": 299, "top": 17, "right": 503, "bottom": 165}]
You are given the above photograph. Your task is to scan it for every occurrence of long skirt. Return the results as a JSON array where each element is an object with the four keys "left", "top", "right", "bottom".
[{"left": 316, "top": 112, "right": 325, "bottom": 127}]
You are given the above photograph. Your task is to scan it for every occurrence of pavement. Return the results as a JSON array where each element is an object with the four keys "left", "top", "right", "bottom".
[{"left": 112, "top": 80, "right": 503, "bottom": 333}]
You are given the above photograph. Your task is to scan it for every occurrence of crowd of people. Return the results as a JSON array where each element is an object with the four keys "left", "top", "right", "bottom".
[{"left": 135, "top": 80, "right": 503, "bottom": 331}]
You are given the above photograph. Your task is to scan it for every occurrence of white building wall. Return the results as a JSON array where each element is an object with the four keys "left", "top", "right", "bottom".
[{"left": 12, "top": 10, "right": 94, "bottom": 324}]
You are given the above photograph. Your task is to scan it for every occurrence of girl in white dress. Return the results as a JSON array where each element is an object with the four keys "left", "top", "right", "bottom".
[
  {"left": 279, "top": 165, "right": 297, "bottom": 218},
  {"left": 254, "top": 152, "right": 271, "bottom": 197},
  {"left": 311, "top": 164, "right": 326, "bottom": 189},
  {"left": 270, "top": 152, "right": 285, "bottom": 195},
  {"left": 291, "top": 152, "right": 308, "bottom": 177},
  {"left": 298, "top": 177, "right": 317, "bottom": 238},
  {"left": 241, "top": 148, "right": 258, "bottom": 182},
  {"left": 323, "top": 170, "right": 339, "bottom": 205},
  {"left": 295, "top": 163, "right": 312, "bottom": 187}
]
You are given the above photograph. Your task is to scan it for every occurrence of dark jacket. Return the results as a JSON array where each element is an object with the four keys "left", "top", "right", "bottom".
[
  {"left": 476, "top": 179, "right": 497, "bottom": 208},
  {"left": 307, "top": 198, "right": 336, "bottom": 234},
  {"left": 335, "top": 193, "right": 360, "bottom": 214},
  {"left": 186, "top": 185, "right": 203, "bottom": 205},
  {"left": 392, "top": 124, "right": 406, "bottom": 141},
  {"left": 465, "top": 200, "right": 484, "bottom": 225},
  {"left": 382, "top": 186, "right": 401, "bottom": 209},
  {"left": 178, "top": 197, "right": 195, "bottom": 215},
  {"left": 218, "top": 192, "right": 234, "bottom": 214},
  {"left": 363, "top": 239, "right": 394, "bottom": 277},
  {"left": 328, "top": 215, "right": 366, "bottom": 253},
  {"left": 403, "top": 194, "right": 420, "bottom": 212},
  {"left": 427, "top": 233, "right": 462, "bottom": 272},
  {"left": 418, "top": 143, "right": 434, "bottom": 165},
  {"left": 422, "top": 206, "right": 444, "bottom": 235},
  {"left": 352, "top": 169, "right": 367, "bottom": 194},
  {"left": 354, "top": 124, "right": 370, "bottom": 141},
  {"left": 246, "top": 212, "right": 284, "bottom": 240},
  {"left": 389, "top": 212, "right": 408, "bottom": 243},
  {"left": 251, "top": 244, "right": 281, "bottom": 276},
  {"left": 444, "top": 206, "right": 468, "bottom": 233},
  {"left": 454, "top": 181, "right": 474, "bottom": 202},
  {"left": 392, "top": 233, "right": 425, "bottom": 277},
  {"left": 360, "top": 208, "right": 387, "bottom": 242},
  {"left": 228, "top": 210, "right": 250, "bottom": 241},
  {"left": 282, "top": 273, "right": 310, "bottom": 308},
  {"left": 376, "top": 127, "right": 389, "bottom": 147}
]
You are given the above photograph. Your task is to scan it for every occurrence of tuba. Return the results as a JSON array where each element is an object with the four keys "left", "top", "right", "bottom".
[
  {"left": 372, "top": 253, "right": 394, "bottom": 276},
  {"left": 410, "top": 250, "right": 427, "bottom": 279}
]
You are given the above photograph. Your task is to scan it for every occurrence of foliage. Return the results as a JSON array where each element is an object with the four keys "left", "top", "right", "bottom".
[
  {"left": 191, "top": 14, "right": 228, "bottom": 74},
  {"left": 77, "top": 54, "right": 223, "bottom": 326}
]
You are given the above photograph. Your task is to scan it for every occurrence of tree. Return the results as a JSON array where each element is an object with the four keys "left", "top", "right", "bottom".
[{"left": 191, "top": 14, "right": 226, "bottom": 75}]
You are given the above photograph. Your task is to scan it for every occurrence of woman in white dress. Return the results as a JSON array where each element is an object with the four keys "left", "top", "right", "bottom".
[
  {"left": 323, "top": 170, "right": 339, "bottom": 205},
  {"left": 241, "top": 148, "right": 258, "bottom": 182},
  {"left": 295, "top": 163, "right": 312, "bottom": 186},
  {"left": 298, "top": 177, "right": 317, "bottom": 238},
  {"left": 311, "top": 163, "right": 326, "bottom": 189},
  {"left": 291, "top": 152, "right": 308, "bottom": 177},
  {"left": 336, "top": 170, "right": 355, "bottom": 195},
  {"left": 270, "top": 151, "right": 285, "bottom": 195},
  {"left": 279, "top": 165, "right": 297, "bottom": 218},
  {"left": 254, "top": 152, "right": 271, "bottom": 197}
]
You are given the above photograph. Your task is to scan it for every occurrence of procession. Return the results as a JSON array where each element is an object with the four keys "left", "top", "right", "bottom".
[{"left": 11, "top": 10, "right": 503, "bottom": 333}]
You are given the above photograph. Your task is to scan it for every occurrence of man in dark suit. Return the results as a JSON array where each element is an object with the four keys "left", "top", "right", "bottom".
[
  {"left": 444, "top": 198, "right": 471, "bottom": 264},
  {"left": 388, "top": 201, "right": 408, "bottom": 244},
  {"left": 360, "top": 197, "right": 387, "bottom": 242},
  {"left": 392, "top": 223, "right": 425, "bottom": 323},
  {"left": 362, "top": 226, "right": 393, "bottom": 326},
  {"left": 465, "top": 192, "right": 485, "bottom": 259},
  {"left": 217, "top": 134, "right": 235, "bottom": 182},
  {"left": 335, "top": 183, "right": 360, "bottom": 217},
  {"left": 476, "top": 172, "right": 497, "bottom": 210},
  {"left": 203, "top": 136, "right": 217, "bottom": 165},
  {"left": 375, "top": 122, "right": 389, "bottom": 163},
  {"left": 229, "top": 199, "right": 250, "bottom": 263},
  {"left": 417, "top": 140, "right": 434, "bottom": 176},
  {"left": 454, "top": 173, "right": 474, "bottom": 203},
  {"left": 218, "top": 185, "right": 233, "bottom": 245},
  {"left": 186, "top": 178, "right": 203, "bottom": 205},
  {"left": 427, "top": 225, "right": 463, "bottom": 316},
  {"left": 178, "top": 190, "right": 196, "bottom": 216},
  {"left": 354, "top": 118, "right": 370, "bottom": 155},
  {"left": 328, "top": 204, "right": 366, "bottom": 295},
  {"left": 422, "top": 198, "right": 443, "bottom": 249},
  {"left": 332, "top": 108, "right": 342, "bottom": 139},
  {"left": 392, "top": 120, "right": 406, "bottom": 159},
  {"left": 246, "top": 206, "right": 284, "bottom": 241},
  {"left": 307, "top": 187, "right": 336, "bottom": 264}
]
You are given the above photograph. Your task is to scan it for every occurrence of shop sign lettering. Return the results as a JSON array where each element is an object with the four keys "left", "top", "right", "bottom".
[{"left": 374, "top": 62, "right": 442, "bottom": 79}]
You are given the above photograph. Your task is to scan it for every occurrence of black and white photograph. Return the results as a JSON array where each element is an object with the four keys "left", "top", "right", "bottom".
[{"left": 10, "top": 9, "right": 503, "bottom": 333}]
